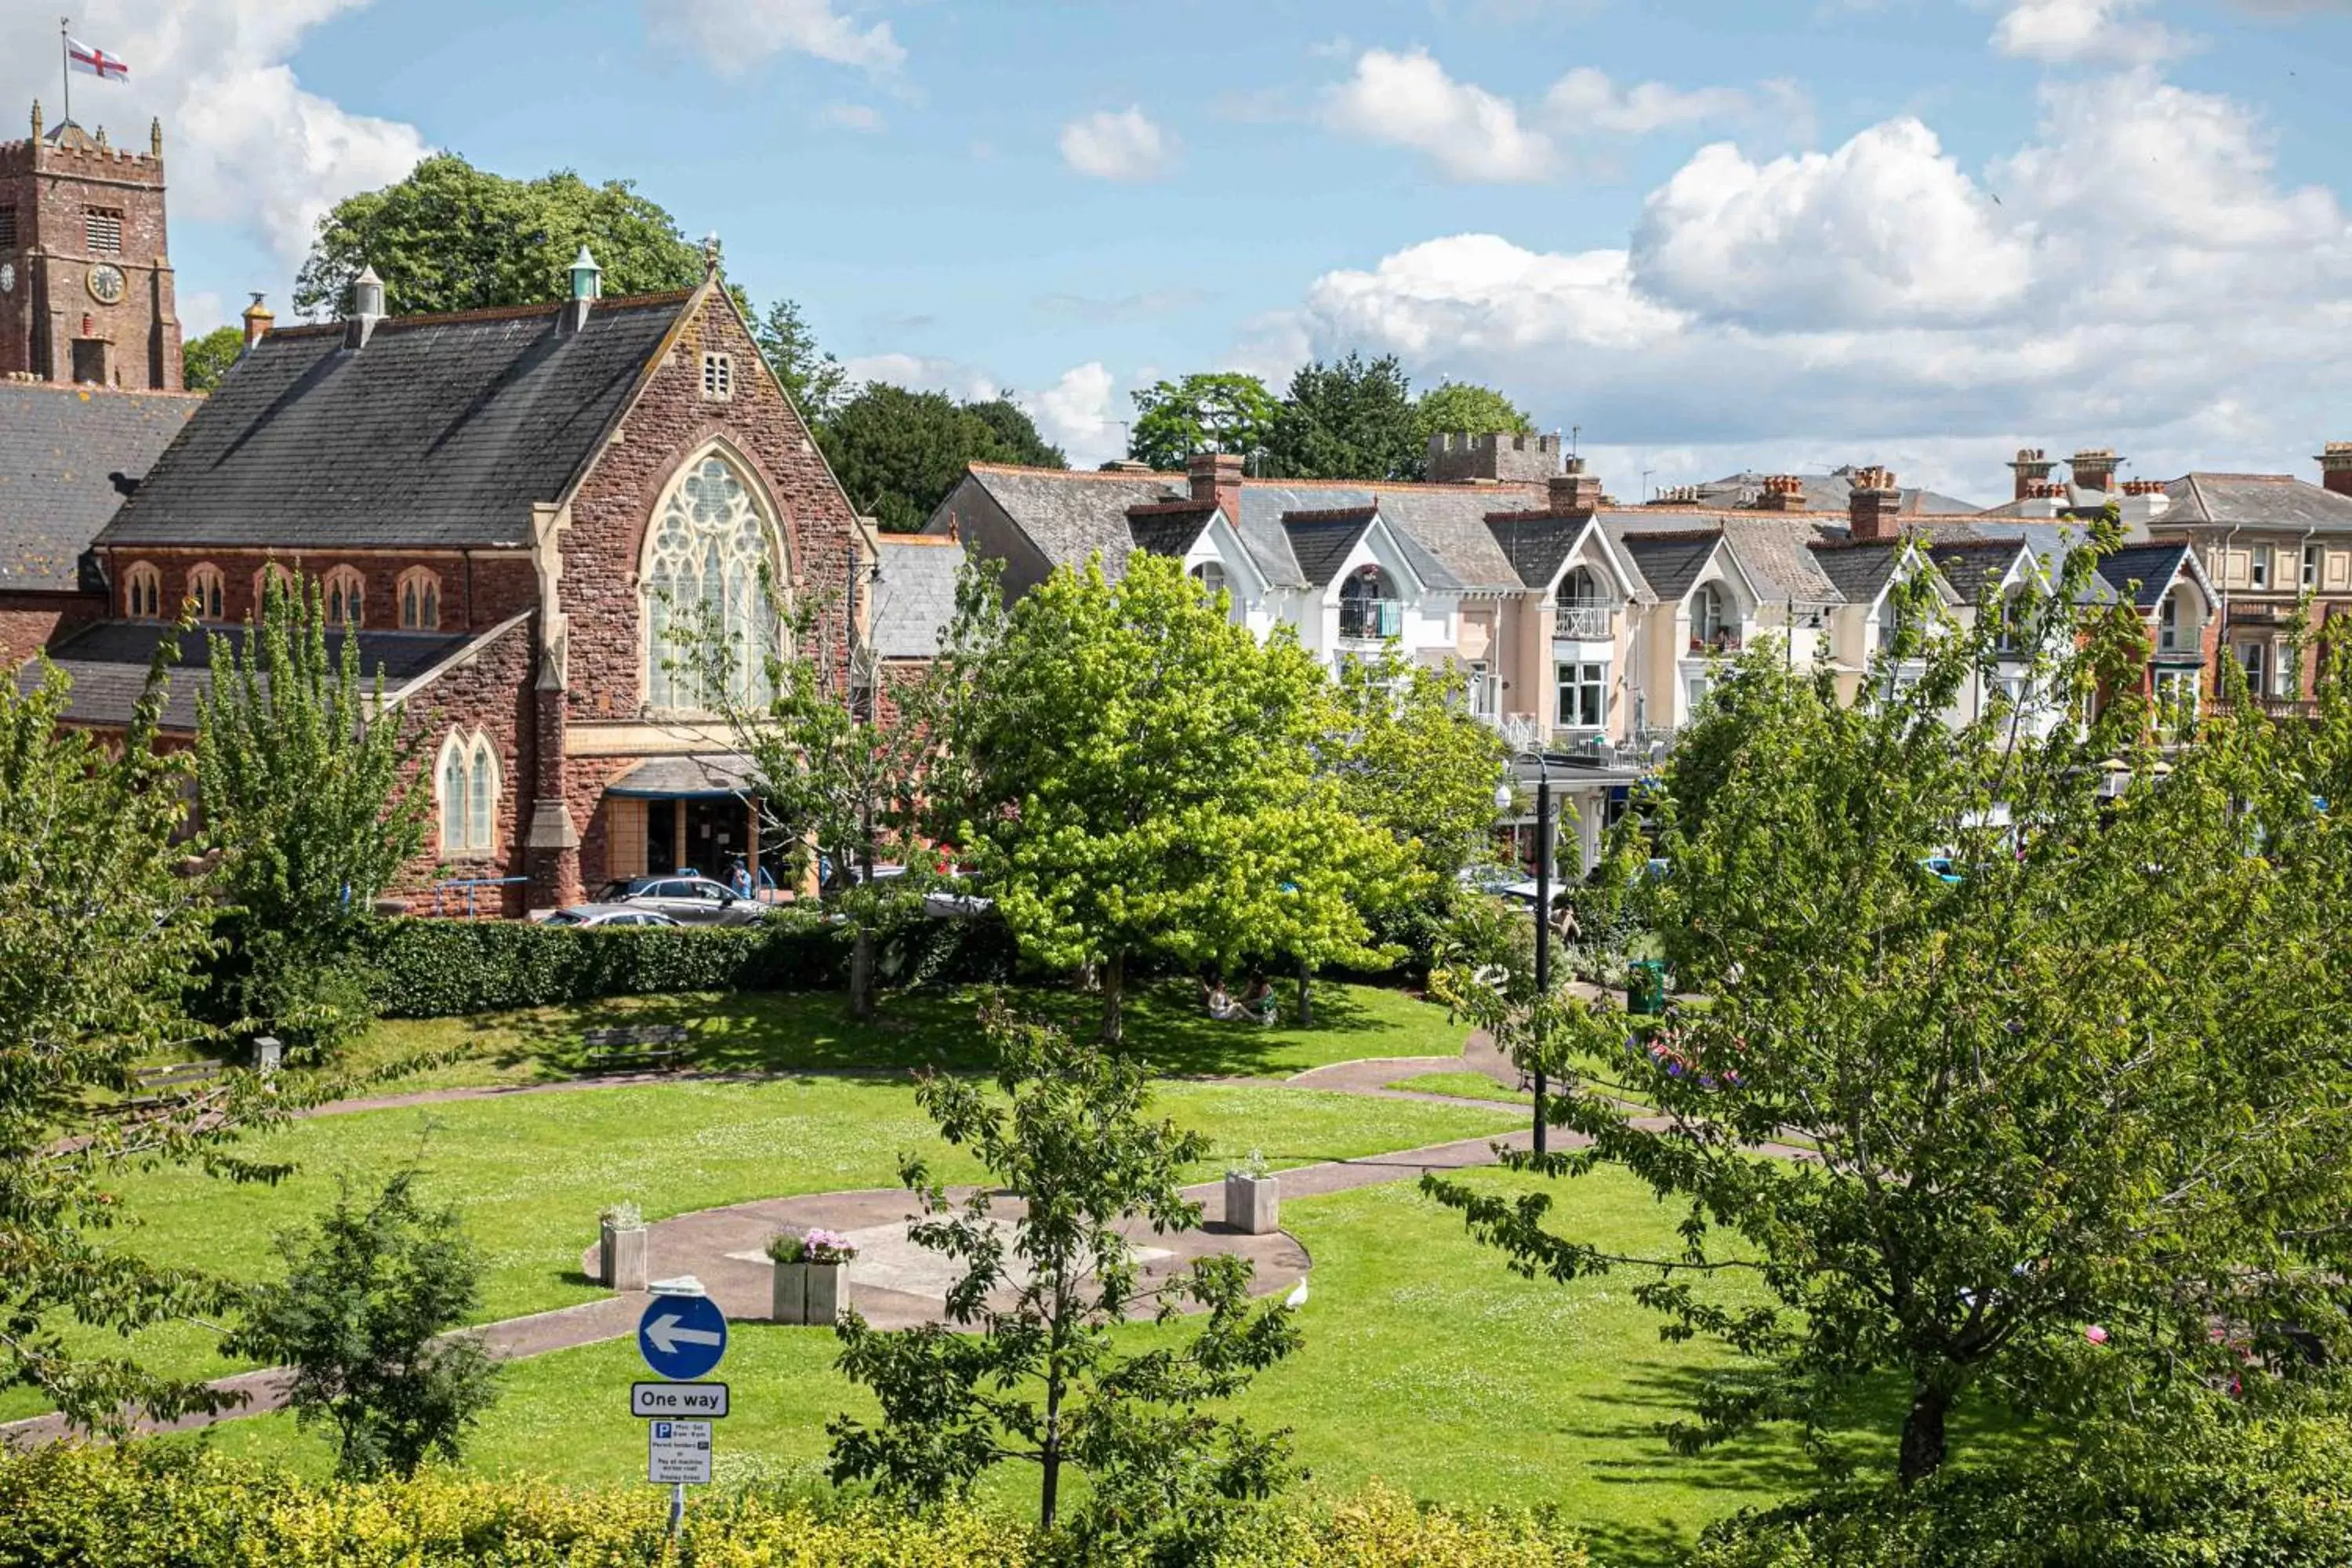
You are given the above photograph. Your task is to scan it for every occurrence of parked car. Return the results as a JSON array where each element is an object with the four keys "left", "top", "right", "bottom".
[
  {"left": 540, "top": 904, "right": 682, "bottom": 928},
  {"left": 590, "top": 876, "right": 767, "bottom": 926}
]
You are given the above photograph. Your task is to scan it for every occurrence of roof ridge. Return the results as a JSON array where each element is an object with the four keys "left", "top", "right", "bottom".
[
  {"left": 969, "top": 462, "right": 1180, "bottom": 481},
  {"left": 266, "top": 290, "right": 698, "bottom": 339},
  {"left": 0, "top": 379, "right": 205, "bottom": 403}
]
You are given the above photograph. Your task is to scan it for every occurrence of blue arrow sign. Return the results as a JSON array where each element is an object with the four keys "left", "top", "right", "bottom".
[{"left": 637, "top": 1293, "right": 728, "bottom": 1381}]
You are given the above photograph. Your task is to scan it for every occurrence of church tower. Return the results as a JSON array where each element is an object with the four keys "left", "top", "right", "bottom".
[{"left": 0, "top": 102, "right": 183, "bottom": 391}]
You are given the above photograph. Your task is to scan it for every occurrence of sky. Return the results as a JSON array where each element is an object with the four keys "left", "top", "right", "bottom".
[{"left": 4, "top": 0, "right": 2350, "bottom": 503}]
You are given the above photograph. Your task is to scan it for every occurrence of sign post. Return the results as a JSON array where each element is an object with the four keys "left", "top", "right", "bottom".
[{"left": 636, "top": 1281, "right": 728, "bottom": 1537}]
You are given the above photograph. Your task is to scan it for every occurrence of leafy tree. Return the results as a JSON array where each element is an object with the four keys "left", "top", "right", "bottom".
[
  {"left": 293, "top": 154, "right": 705, "bottom": 318},
  {"left": 1127, "top": 372, "right": 1279, "bottom": 471},
  {"left": 822, "top": 384, "right": 1063, "bottom": 533},
  {"left": 1265, "top": 353, "right": 1420, "bottom": 482},
  {"left": 964, "top": 397, "right": 1069, "bottom": 470},
  {"left": 1326, "top": 648, "right": 1508, "bottom": 883},
  {"left": 1412, "top": 381, "right": 1535, "bottom": 455},
  {"left": 1429, "top": 539, "right": 2352, "bottom": 1489},
  {"left": 227, "top": 1167, "right": 499, "bottom": 1479},
  {"left": 0, "top": 652, "right": 267, "bottom": 1432},
  {"left": 195, "top": 576, "right": 430, "bottom": 1055},
  {"left": 180, "top": 325, "right": 243, "bottom": 394},
  {"left": 752, "top": 296, "right": 849, "bottom": 423},
  {"left": 950, "top": 554, "right": 1394, "bottom": 1041},
  {"left": 830, "top": 1005, "right": 1300, "bottom": 1547}
]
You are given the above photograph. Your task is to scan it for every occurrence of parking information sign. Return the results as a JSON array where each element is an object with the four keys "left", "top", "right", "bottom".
[{"left": 648, "top": 1421, "right": 713, "bottom": 1485}]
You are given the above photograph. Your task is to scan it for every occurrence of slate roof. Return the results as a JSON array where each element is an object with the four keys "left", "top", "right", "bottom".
[
  {"left": 0, "top": 383, "right": 203, "bottom": 590},
  {"left": 1923, "top": 539, "right": 2025, "bottom": 604},
  {"left": 1612, "top": 530, "right": 1723, "bottom": 604},
  {"left": 1716, "top": 517, "right": 1846, "bottom": 605},
  {"left": 29, "top": 619, "right": 477, "bottom": 731},
  {"left": 1696, "top": 466, "right": 1984, "bottom": 517},
  {"left": 2158, "top": 474, "right": 2352, "bottom": 531},
  {"left": 869, "top": 537, "right": 965, "bottom": 659},
  {"left": 1483, "top": 512, "right": 1590, "bottom": 593},
  {"left": 1231, "top": 482, "right": 1525, "bottom": 591},
  {"left": 96, "top": 292, "right": 698, "bottom": 552},
  {"left": 1807, "top": 539, "right": 1911, "bottom": 605},
  {"left": 1280, "top": 510, "right": 1378, "bottom": 589},
  {"left": 1123, "top": 503, "right": 1216, "bottom": 560},
  {"left": 604, "top": 754, "right": 758, "bottom": 797},
  {"left": 2093, "top": 541, "right": 2194, "bottom": 610},
  {"left": 962, "top": 466, "right": 1175, "bottom": 576}
]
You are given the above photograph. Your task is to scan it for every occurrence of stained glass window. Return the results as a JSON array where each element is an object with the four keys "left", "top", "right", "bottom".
[{"left": 643, "top": 452, "right": 782, "bottom": 712}]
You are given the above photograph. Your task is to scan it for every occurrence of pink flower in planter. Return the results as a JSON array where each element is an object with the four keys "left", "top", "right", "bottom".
[
  {"left": 2084, "top": 1325, "right": 2109, "bottom": 1345},
  {"left": 801, "top": 1228, "right": 858, "bottom": 1265}
]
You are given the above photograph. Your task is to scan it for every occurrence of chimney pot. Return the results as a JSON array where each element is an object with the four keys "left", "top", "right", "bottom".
[
  {"left": 1548, "top": 461, "right": 1603, "bottom": 514},
  {"left": 1187, "top": 451, "right": 1244, "bottom": 519},
  {"left": 2006, "top": 445, "right": 2058, "bottom": 502},
  {"left": 241, "top": 292, "right": 274, "bottom": 354},
  {"left": 2318, "top": 441, "right": 2352, "bottom": 498},
  {"left": 2067, "top": 447, "right": 2121, "bottom": 494},
  {"left": 1849, "top": 466, "right": 1904, "bottom": 543},
  {"left": 1757, "top": 474, "right": 1806, "bottom": 510}
]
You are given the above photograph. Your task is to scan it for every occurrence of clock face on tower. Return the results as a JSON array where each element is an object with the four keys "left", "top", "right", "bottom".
[
  {"left": 88, "top": 263, "right": 125, "bottom": 305},
  {"left": 0, "top": 262, "right": 14, "bottom": 294}
]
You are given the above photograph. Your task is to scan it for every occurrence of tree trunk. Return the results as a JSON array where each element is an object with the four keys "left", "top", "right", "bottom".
[
  {"left": 848, "top": 927, "right": 876, "bottom": 1021},
  {"left": 1039, "top": 1376, "right": 1063, "bottom": 1530},
  {"left": 1897, "top": 1377, "right": 1951, "bottom": 1488},
  {"left": 1297, "top": 958, "right": 1312, "bottom": 1027},
  {"left": 1100, "top": 950, "right": 1125, "bottom": 1045}
]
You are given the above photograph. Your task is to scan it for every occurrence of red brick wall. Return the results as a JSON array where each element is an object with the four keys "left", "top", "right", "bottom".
[
  {"left": 4, "top": 588, "right": 105, "bottom": 666},
  {"left": 385, "top": 615, "right": 538, "bottom": 915},
  {"left": 90, "top": 547, "right": 532, "bottom": 633}
]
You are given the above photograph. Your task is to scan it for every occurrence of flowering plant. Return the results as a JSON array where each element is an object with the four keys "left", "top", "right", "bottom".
[{"left": 769, "top": 1228, "right": 857, "bottom": 1265}]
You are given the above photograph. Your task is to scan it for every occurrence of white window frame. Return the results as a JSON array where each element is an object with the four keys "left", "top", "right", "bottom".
[
  {"left": 642, "top": 445, "right": 786, "bottom": 714},
  {"left": 2250, "top": 546, "right": 2270, "bottom": 590},
  {"left": 2238, "top": 641, "right": 2267, "bottom": 695},
  {"left": 1555, "top": 659, "right": 1607, "bottom": 731},
  {"left": 2304, "top": 544, "right": 2321, "bottom": 590},
  {"left": 2154, "top": 667, "right": 2200, "bottom": 719},
  {"left": 437, "top": 731, "right": 501, "bottom": 857},
  {"left": 1466, "top": 659, "right": 1495, "bottom": 719}
]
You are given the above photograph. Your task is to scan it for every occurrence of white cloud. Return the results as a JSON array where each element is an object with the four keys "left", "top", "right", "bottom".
[
  {"left": 1631, "top": 120, "right": 2032, "bottom": 328},
  {"left": 1022, "top": 363, "right": 1123, "bottom": 467},
  {"left": 842, "top": 353, "right": 1004, "bottom": 404},
  {"left": 1269, "top": 73, "right": 2352, "bottom": 488},
  {"left": 817, "top": 101, "right": 885, "bottom": 132},
  {"left": 655, "top": 0, "right": 904, "bottom": 75},
  {"left": 1323, "top": 48, "right": 1555, "bottom": 182},
  {"left": 1544, "top": 67, "right": 1749, "bottom": 136},
  {"left": 1991, "top": 0, "right": 2189, "bottom": 64},
  {"left": 1057, "top": 107, "right": 1177, "bottom": 181},
  {"left": 0, "top": 0, "right": 426, "bottom": 266}
]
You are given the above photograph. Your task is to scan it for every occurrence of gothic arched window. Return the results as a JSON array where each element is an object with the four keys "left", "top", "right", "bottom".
[
  {"left": 125, "top": 561, "right": 162, "bottom": 619},
  {"left": 324, "top": 565, "right": 366, "bottom": 628},
  {"left": 437, "top": 731, "right": 500, "bottom": 856},
  {"left": 397, "top": 568, "right": 442, "bottom": 630},
  {"left": 186, "top": 563, "right": 226, "bottom": 622},
  {"left": 642, "top": 449, "right": 784, "bottom": 713},
  {"left": 253, "top": 562, "right": 296, "bottom": 611}
]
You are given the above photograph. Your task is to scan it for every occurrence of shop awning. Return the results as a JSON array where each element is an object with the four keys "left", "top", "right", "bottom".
[{"left": 604, "top": 754, "right": 759, "bottom": 799}]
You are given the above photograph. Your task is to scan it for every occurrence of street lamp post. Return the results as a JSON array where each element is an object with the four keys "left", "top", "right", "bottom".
[{"left": 1497, "top": 755, "right": 1556, "bottom": 1157}]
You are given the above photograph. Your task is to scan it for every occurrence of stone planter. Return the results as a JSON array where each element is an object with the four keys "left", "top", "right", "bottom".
[
  {"left": 601, "top": 1221, "right": 648, "bottom": 1291},
  {"left": 771, "top": 1261, "right": 850, "bottom": 1324},
  {"left": 1224, "top": 1171, "right": 1279, "bottom": 1235}
]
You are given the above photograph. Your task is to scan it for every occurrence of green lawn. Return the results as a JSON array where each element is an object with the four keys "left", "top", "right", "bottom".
[
  {"left": 345, "top": 978, "right": 1471, "bottom": 1094},
  {"left": 8, "top": 1075, "right": 1515, "bottom": 1422},
  {"left": 1386, "top": 1069, "right": 1533, "bottom": 1105},
  {"left": 181, "top": 1165, "right": 1975, "bottom": 1566}
]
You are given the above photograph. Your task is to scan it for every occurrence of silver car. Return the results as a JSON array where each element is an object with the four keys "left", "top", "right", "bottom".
[
  {"left": 592, "top": 876, "right": 768, "bottom": 927},
  {"left": 540, "top": 903, "right": 681, "bottom": 928}
]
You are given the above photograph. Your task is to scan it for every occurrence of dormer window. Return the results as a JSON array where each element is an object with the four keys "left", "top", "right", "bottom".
[
  {"left": 1557, "top": 567, "right": 1610, "bottom": 639},
  {"left": 701, "top": 352, "right": 733, "bottom": 401},
  {"left": 1338, "top": 566, "right": 1400, "bottom": 641},
  {"left": 397, "top": 567, "right": 442, "bottom": 630},
  {"left": 124, "top": 561, "right": 162, "bottom": 619},
  {"left": 324, "top": 565, "right": 365, "bottom": 628},
  {"left": 1690, "top": 583, "right": 1737, "bottom": 652}
]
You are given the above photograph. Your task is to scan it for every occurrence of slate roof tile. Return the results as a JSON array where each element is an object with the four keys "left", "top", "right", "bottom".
[{"left": 0, "top": 383, "right": 203, "bottom": 590}]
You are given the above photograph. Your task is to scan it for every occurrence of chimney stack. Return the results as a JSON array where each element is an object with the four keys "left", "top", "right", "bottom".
[
  {"left": 345, "top": 264, "right": 386, "bottom": 350},
  {"left": 240, "top": 292, "right": 274, "bottom": 354},
  {"left": 1849, "top": 466, "right": 1904, "bottom": 544},
  {"left": 1187, "top": 451, "right": 1244, "bottom": 521},
  {"left": 2006, "top": 447, "right": 2056, "bottom": 502},
  {"left": 1755, "top": 474, "right": 1806, "bottom": 512},
  {"left": 2318, "top": 441, "right": 2352, "bottom": 498},
  {"left": 2068, "top": 448, "right": 2121, "bottom": 495},
  {"left": 1548, "top": 456, "right": 1603, "bottom": 514}
]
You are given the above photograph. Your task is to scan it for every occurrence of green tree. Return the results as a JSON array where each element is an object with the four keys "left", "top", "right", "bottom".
[
  {"left": 194, "top": 576, "right": 430, "bottom": 1055},
  {"left": 1412, "top": 381, "right": 1535, "bottom": 456},
  {"left": 1326, "top": 648, "right": 1508, "bottom": 883},
  {"left": 180, "top": 325, "right": 243, "bottom": 393},
  {"left": 0, "top": 652, "right": 264, "bottom": 1432},
  {"left": 1265, "top": 353, "right": 1420, "bottom": 481},
  {"left": 951, "top": 554, "right": 1394, "bottom": 1041},
  {"left": 1430, "top": 539, "right": 2352, "bottom": 1489},
  {"left": 227, "top": 1167, "right": 499, "bottom": 1479},
  {"left": 830, "top": 1005, "right": 1299, "bottom": 1547},
  {"left": 822, "top": 385, "right": 1063, "bottom": 533},
  {"left": 752, "top": 296, "right": 849, "bottom": 423},
  {"left": 293, "top": 154, "right": 706, "bottom": 318},
  {"left": 964, "top": 397, "right": 1069, "bottom": 470},
  {"left": 1127, "top": 372, "right": 1278, "bottom": 471}
]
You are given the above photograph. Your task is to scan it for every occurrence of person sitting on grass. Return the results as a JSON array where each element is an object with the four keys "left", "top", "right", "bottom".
[{"left": 1240, "top": 974, "right": 1276, "bottom": 1026}]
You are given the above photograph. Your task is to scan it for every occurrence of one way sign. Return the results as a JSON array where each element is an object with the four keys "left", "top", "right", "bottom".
[
  {"left": 637, "top": 1293, "right": 728, "bottom": 1381},
  {"left": 632, "top": 1381, "right": 728, "bottom": 1417}
]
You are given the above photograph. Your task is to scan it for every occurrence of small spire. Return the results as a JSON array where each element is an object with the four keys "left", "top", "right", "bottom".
[
  {"left": 702, "top": 231, "right": 720, "bottom": 281},
  {"left": 29, "top": 100, "right": 41, "bottom": 142},
  {"left": 568, "top": 245, "right": 602, "bottom": 303},
  {"left": 150, "top": 117, "right": 162, "bottom": 157}
]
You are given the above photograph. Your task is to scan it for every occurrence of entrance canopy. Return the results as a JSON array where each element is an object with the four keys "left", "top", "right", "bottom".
[{"left": 604, "top": 753, "right": 758, "bottom": 800}]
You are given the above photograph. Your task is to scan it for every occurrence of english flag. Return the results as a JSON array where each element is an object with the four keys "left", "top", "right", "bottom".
[{"left": 67, "top": 39, "right": 129, "bottom": 82}]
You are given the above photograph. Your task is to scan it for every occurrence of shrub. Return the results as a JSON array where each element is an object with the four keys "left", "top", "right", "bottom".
[
  {"left": 1689, "top": 1408, "right": 2352, "bottom": 1568},
  {"left": 0, "top": 1447, "right": 1589, "bottom": 1568}
]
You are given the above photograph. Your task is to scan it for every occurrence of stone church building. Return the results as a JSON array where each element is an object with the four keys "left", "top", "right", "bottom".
[{"left": 6, "top": 107, "right": 878, "bottom": 913}]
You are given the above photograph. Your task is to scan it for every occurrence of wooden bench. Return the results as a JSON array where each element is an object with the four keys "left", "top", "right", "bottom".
[
  {"left": 578, "top": 1025, "right": 691, "bottom": 1075},
  {"left": 93, "top": 1059, "right": 226, "bottom": 1116}
]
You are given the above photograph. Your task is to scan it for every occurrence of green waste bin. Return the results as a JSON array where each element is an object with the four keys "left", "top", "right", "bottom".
[{"left": 1627, "top": 960, "right": 1667, "bottom": 1016}]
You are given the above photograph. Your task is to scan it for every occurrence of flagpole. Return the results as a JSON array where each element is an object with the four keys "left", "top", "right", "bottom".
[{"left": 60, "top": 17, "right": 69, "bottom": 128}]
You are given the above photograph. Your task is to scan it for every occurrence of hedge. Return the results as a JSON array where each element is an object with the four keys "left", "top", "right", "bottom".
[
  {"left": 0, "top": 1445, "right": 1592, "bottom": 1567},
  {"left": 357, "top": 910, "right": 1025, "bottom": 1019}
]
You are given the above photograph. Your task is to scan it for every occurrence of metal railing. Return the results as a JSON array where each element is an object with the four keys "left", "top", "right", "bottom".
[
  {"left": 422, "top": 875, "right": 530, "bottom": 919},
  {"left": 1338, "top": 597, "right": 1403, "bottom": 641},
  {"left": 1555, "top": 602, "right": 1613, "bottom": 639}
]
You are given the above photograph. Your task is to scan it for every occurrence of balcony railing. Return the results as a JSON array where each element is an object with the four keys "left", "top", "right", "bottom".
[
  {"left": 1687, "top": 629, "right": 1743, "bottom": 655},
  {"left": 1555, "top": 602, "right": 1613, "bottom": 640},
  {"left": 1338, "top": 597, "right": 1403, "bottom": 641}
]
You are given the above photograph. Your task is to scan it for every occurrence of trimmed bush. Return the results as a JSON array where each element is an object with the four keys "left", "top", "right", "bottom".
[
  {"left": 0, "top": 1445, "right": 1591, "bottom": 1567},
  {"left": 358, "top": 913, "right": 844, "bottom": 1018}
]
